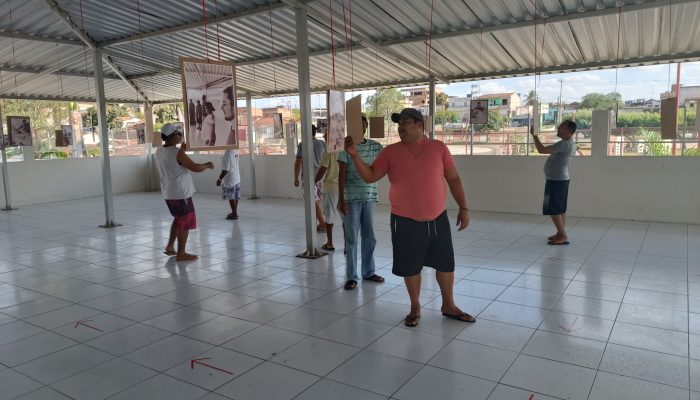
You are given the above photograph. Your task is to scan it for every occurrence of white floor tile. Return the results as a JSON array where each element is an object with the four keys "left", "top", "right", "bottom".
[
  {"left": 522, "top": 330, "right": 606, "bottom": 368},
  {"left": 429, "top": 340, "right": 518, "bottom": 381},
  {"left": 107, "top": 373, "right": 208, "bottom": 400},
  {"left": 367, "top": 327, "right": 450, "bottom": 363},
  {"left": 0, "top": 331, "right": 76, "bottom": 366},
  {"left": 589, "top": 371, "right": 691, "bottom": 400},
  {"left": 394, "top": 365, "right": 496, "bottom": 400},
  {"left": 455, "top": 319, "right": 535, "bottom": 352},
  {"left": 599, "top": 343, "right": 689, "bottom": 389},
  {"left": 0, "top": 369, "right": 43, "bottom": 399},
  {"left": 312, "top": 316, "right": 393, "bottom": 348},
  {"left": 294, "top": 378, "right": 387, "bottom": 400},
  {"left": 609, "top": 321, "right": 688, "bottom": 356},
  {"left": 123, "top": 334, "right": 213, "bottom": 371},
  {"left": 479, "top": 301, "right": 548, "bottom": 328},
  {"left": 223, "top": 325, "right": 307, "bottom": 359},
  {"left": 486, "top": 385, "right": 560, "bottom": 400},
  {"left": 52, "top": 358, "right": 157, "bottom": 400},
  {"left": 327, "top": 350, "right": 423, "bottom": 396},
  {"left": 165, "top": 346, "right": 261, "bottom": 390},
  {"left": 15, "top": 344, "right": 114, "bottom": 384},
  {"left": 216, "top": 361, "right": 319, "bottom": 400},
  {"left": 273, "top": 336, "right": 359, "bottom": 375},
  {"left": 501, "top": 354, "right": 596, "bottom": 400}
]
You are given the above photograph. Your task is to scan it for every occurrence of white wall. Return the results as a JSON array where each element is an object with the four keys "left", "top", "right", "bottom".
[{"left": 0, "top": 151, "right": 149, "bottom": 206}]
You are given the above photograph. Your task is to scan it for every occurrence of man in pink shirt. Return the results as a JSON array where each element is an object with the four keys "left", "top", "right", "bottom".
[{"left": 344, "top": 108, "right": 475, "bottom": 327}]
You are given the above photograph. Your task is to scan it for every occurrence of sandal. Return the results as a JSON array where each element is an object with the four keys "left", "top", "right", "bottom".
[
  {"left": 176, "top": 253, "right": 198, "bottom": 261},
  {"left": 363, "top": 274, "right": 385, "bottom": 283},
  {"left": 321, "top": 244, "right": 336, "bottom": 251},
  {"left": 344, "top": 280, "right": 357, "bottom": 290},
  {"left": 163, "top": 249, "right": 176, "bottom": 256},
  {"left": 547, "top": 240, "right": 570, "bottom": 246},
  {"left": 442, "top": 312, "right": 476, "bottom": 323},
  {"left": 404, "top": 314, "right": 421, "bottom": 327}
]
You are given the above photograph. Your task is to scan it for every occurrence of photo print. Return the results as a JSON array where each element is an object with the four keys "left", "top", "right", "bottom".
[{"left": 7, "top": 116, "right": 32, "bottom": 146}]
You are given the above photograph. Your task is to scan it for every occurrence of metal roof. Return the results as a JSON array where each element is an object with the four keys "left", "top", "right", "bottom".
[{"left": 0, "top": 0, "right": 698, "bottom": 103}]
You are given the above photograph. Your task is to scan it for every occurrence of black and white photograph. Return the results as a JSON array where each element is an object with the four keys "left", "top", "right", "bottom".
[
  {"left": 135, "top": 123, "right": 146, "bottom": 144},
  {"left": 0, "top": 135, "right": 9, "bottom": 150},
  {"left": 180, "top": 57, "right": 239, "bottom": 150},
  {"left": 61, "top": 125, "right": 73, "bottom": 146},
  {"left": 316, "top": 118, "right": 328, "bottom": 135},
  {"left": 273, "top": 113, "right": 283, "bottom": 139},
  {"left": 327, "top": 90, "right": 346, "bottom": 152},
  {"left": 7, "top": 116, "right": 32, "bottom": 146},
  {"left": 469, "top": 100, "right": 488, "bottom": 124}
]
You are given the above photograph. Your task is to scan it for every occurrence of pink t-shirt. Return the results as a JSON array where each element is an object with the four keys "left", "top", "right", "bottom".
[{"left": 372, "top": 138, "right": 456, "bottom": 221}]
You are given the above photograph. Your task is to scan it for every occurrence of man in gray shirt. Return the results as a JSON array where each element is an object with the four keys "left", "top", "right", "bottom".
[
  {"left": 530, "top": 120, "right": 577, "bottom": 245},
  {"left": 294, "top": 125, "right": 327, "bottom": 231}
]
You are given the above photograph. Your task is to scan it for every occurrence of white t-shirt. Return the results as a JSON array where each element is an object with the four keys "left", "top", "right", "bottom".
[
  {"left": 221, "top": 149, "right": 241, "bottom": 187},
  {"left": 155, "top": 146, "right": 195, "bottom": 199}
]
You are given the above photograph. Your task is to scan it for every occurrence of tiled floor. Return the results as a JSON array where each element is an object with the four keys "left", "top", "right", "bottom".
[{"left": 0, "top": 192, "right": 698, "bottom": 400}]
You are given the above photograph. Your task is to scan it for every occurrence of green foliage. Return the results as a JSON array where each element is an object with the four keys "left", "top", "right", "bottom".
[
  {"left": 684, "top": 147, "right": 700, "bottom": 156},
  {"left": 474, "top": 111, "right": 510, "bottom": 132},
  {"left": 639, "top": 129, "right": 670, "bottom": 156},
  {"left": 38, "top": 150, "right": 69, "bottom": 159},
  {"left": 580, "top": 92, "right": 623, "bottom": 110},
  {"left": 436, "top": 92, "right": 449, "bottom": 107},
  {"left": 563, "top": 109, "right": 592, "bottom": 129},
  {"left": 364, "top": 88, "right": 406, "bottom": 119},
  {"left": 82, "top": 104, "right": 131, "bottom": 129},
  {"left": 435, "top": 109, "right": 459, "bottom": 125},
  {"left": 87, "top": 148, "right": 101, "bottom": 157},
  {"left": 2, "top": 99, "right": 71, "bottom": 152},
  {"left": 524, "top": 90, "right": 538, "bottom": 107},
  {"left": 291, "top": 108, "right": 301, "bottom": 122}
]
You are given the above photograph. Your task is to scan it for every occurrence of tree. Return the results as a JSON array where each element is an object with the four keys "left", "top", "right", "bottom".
[
  {"left": 524, "top": 90, "right": 538, "bottom": 107},
  {"left": 153, "top": 104, "right": 177, "bottom": 124},
  {"left": 291, "top": 108, "right": 301, "bottom": 122},
  {"left": 474, "top": 111, "right": 510, "bottom": 132},
  {"left": 435, "top": 109, "right": 459, "bottom": 125},
  {"left": 365, "top": 88, "right": 406, "bottom": 119},
  {"left": 581, "top": 92, "right": 623, "bottom": 110},
  {"left": 82, "top": 104, "right": 130, "bottom": 129},
  {"left": 436, "top": 92, "right": 449, "bottom": 108},
  {"left": 2, "top": 99, "right": 71, "bottom": 152}
]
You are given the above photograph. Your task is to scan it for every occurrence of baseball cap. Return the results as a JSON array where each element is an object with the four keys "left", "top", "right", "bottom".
[
  {"left": 391, "top": 108, "right": 424, "bottom": 123},
  {"left": 161, "top": 123, "right": 183, "bottom": 137}
]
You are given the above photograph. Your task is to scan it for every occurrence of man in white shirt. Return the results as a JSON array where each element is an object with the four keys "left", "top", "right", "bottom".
[{"left": 217, "top": 149, "right": 241, "bottom": 220}]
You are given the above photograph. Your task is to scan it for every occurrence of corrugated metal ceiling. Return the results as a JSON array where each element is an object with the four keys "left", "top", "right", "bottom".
[{"left": 0, "top": 0, "right": 698, "bottom": 103}]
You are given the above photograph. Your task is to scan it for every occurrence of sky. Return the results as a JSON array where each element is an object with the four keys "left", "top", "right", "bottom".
[{"left": 242, "top": 61, "right": 700, "bottom": 109}]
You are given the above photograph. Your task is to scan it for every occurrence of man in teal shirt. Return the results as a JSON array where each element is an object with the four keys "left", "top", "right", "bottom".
[{"left": 338, "top": 115, "right": 385, "bottom": 290}]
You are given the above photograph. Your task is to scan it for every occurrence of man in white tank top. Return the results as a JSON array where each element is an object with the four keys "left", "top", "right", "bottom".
[{"left": 155, "top": 123, "right": 214, "bottom": 261}]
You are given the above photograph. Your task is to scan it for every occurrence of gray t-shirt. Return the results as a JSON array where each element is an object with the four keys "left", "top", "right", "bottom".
[
  {"left": 543, "top": 139, "right": 576, "bottom": 180},
  {"left": 296, "top": 138, "right": 326, "bottom": 173}
]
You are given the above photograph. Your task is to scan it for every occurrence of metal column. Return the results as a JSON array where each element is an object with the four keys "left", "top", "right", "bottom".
[
  {"left": 295, "top": 5, "right": 321, "bottom": 258},
  {"left": 428, "top": 75, "right": 436, "bottom": 139},
  {"left": 246, "top": 92, "right": 260, "bottom": 200},
  {"left": 0, "top": 104, "right": 15, "bottom": 211},
  {"left": 94, "top": 49, "right": 118, "bottom": 228},
  {"left": 144, "top": 102, "right": 155, "bottom": 192}
]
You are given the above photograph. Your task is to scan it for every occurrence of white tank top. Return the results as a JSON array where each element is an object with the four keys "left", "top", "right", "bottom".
[{"left": 155, "top": 146, "right": 195, "bottom": 199}]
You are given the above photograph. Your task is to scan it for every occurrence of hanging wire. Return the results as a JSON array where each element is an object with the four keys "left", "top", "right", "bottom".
[
  {"left": 328, "top": 0, "right": 336, "bottom": 87},
  {"left": 426, "top": 0, "right": 435, "bottom": 76},
  {"left": 614, "top": 6, "right": 622, "bottom": 124},
  {"left": 667, "top": 0, "right": 672, "bottom": 92},
  {"left": 8, "top": 0, "right": 20, "bottom": 102},
  {"left": 55, "top": 43, "right": 66, "bottom": 124},
  {"left": 268, "top": 7, "right": 278, "bottom": 103},
  {"left": 214, "top": 0, "right": 222, "bottom": 60},
  {"left": 201, "top": 0, "right": 210, "bottom": 60}
]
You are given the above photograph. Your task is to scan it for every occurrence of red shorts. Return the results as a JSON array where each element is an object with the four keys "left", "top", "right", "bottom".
[{"left": 165, "top": 197, "right": 197, "bottom": 232}]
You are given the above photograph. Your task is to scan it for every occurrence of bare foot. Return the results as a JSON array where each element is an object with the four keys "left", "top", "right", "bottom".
[
  {"left": 441, "top": 305, "right": 476, "bottom": 322},
  {"left": 176, "top": 253, "right": 198, "bottom": 261}
]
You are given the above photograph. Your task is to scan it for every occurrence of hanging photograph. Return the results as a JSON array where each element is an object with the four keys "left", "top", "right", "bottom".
[
  {"left": 7, "top": 116, "right": 32, "bottom": 146},
  {"left": 345, "top": 95, "right": 363, "bottom": 145},
  {"left": 0, "top": 135, "right": 10, "bottom": 150},
  {"left": 135, "top": 123, "right": 146, "bottom": 144},
  {"left": 273, "top": 113, "right": 283, "bottom": 139},
  {"left": 316, "top": 118, "right": 328, "bottom": 135},
  {"left": 286, "top": 121, "right": 297, "bottom": 140},
  {"left": 369, "top": 116, "right": 384, "bottom": 138},
  {"left": 180, "top": 57, "right": 238, "bottom": 150},
  {"left": 61, "top": 125, "right": 73, "bottom": 146},
  {"left": 469, "top": 100, "right": 488, "bottom": 125},
  {"left": 327, "top": 90, "right": 346, "bottom": 153}
]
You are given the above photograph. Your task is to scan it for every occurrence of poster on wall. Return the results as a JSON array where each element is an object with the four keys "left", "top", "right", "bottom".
[
  {"left": 135, "top": 123, "right": 146, "bottom": 144},
  {"left": 326, "top": 90, "right": 346, "bottom": 152},
  {"left": 469, "top": 100, "right": 488, "bottom": 125},
  {"left": 61, "top": 125, "right": 73, "bottom": 146},
  {"left": 423, "top": 114, "right": 433, "bottom": 134},
  {"left": 316, "top": 118, "right": 328, "bottom": 135},
  {"left": 7, "top": 116, "right": 32, "bottom": 146},
  {"left": 180, "top": 57, "right": 238, "bottom": 150},
  {"left": 273, "top": 113, "right": 283, "bottom": 139},
  {"left": 369, "top": 116, "right": 384, "bottom": 138},
  {"left": 345, "top": 95, "right": 363, "bottom": 145},
  {"left": 660, "top": 97, "right": 678, "bottom": 140}
]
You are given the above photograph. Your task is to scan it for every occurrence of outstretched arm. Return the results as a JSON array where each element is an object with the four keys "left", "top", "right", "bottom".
[
  {"left": 344, "top": 137, "right": 386, "bottom": 183},
  {"left": 530, "top": 125, "right": 555, "bottom": 154},
  {"left": 177, "top": 149, "right": 214, "bottom": 172}
]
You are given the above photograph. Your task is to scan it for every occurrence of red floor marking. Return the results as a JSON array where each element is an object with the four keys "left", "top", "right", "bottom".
[
  {"left": 558, "top": 316, "right": 579, "bottom": 333},
  {"left": 74, "top": 320, "right": 103, "bottom": 332},
  {"left": 528, "top": 394, "right": 535, "bottom": 400},
  {"left": 190, "top": 358, "right": 233, "bottom": 375}
]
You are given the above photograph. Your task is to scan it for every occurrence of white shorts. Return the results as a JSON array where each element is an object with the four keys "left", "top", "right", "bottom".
[{"left": 321, "top": 191, "right": 341, "bottom": 225}]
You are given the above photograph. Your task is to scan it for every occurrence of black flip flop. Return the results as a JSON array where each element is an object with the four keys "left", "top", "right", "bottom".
[
  {"left": 321, "top": 244, "right": 335, "bottom": 251},
  {"left": 442, "top": 312, "right": 476, "bottom": 323},
  {"left": 547, "top": 240, "right": 570, "bottom": 246}
]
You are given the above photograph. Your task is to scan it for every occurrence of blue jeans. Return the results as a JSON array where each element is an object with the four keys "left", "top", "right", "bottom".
[{"left": 343, "top": 201, "right": 377, "bottom": 280}]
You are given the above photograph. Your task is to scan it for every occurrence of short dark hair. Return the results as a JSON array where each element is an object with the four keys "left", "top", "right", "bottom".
[
  {"left": 361, "top": 115, "right": 368, "bottom": 123},
  {"left": 311, "top": 125, "right": 317, "bottom": 135},
  {"left": 223, "top": 86, "right": 234, "bottom": 102},
  {"left": 160, "top": 133, "right": 167, "bottom": 141},
  {"left": 561, "top": 120, "right": 577, "bottom": 133}
]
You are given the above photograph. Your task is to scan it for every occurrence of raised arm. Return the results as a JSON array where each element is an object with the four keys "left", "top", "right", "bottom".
[
  {"left": 344, "top": 137, "right": 386, "bottom": 183},
  {"left": 530, "top": 125, "right": 555, "bottom": 154}
]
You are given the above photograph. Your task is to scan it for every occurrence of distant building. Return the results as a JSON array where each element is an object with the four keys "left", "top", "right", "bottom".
[
  {"left": 447, "top": 96, "right": 470, "bottom": 124},
  {"left": 400, "top": 86, "right": 444, "bottom": 107},
  {"left": 262, "top": 107, "right": 292, "bottom": 119},
  {"left": 661, "top": 84, "right": 700, "bottom": 105},
  {"left": 476, "top": 92, "right": 521, "bottom": 117},
  {"left": 623, "top": 98, "right": 660, "bottom": 112}
]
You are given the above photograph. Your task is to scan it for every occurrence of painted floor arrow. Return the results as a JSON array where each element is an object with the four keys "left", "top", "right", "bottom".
[
  {"left": 558, "top": 316, "right": 579, "bottom": 333},
  {"left": 190, "top": 358, "right": 233, "bottom": 375},
  {"left": 74, "top": 320, "right": 103, "bottom": 332}
]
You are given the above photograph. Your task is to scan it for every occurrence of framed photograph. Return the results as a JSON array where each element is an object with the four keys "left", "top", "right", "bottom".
[
  {"left": 134, "top": 123, "right": 146, "bottom": 144},
  {"left": 369, "top": 116, "right": 384, "bottom": 138},
  {"left": 316, "top": 118, "right": 328, "bottom": 135},
  {"left": 327, "top": 90, "right": 346, "bottom": 153},
  {"left": 180, "top": 57, "right": 238, "bottom": 150},
  {"left": 469, "top": 100, "right": 488, "bottom": 125},
  {"left": 7, "top": 116, "right": 32, "bottom": 146},
  {"left": 61, "top": 125, "right": 73, "bottom": 146},
  {"left": 273, "top": 113, "right": 283, "bottom": 139}
]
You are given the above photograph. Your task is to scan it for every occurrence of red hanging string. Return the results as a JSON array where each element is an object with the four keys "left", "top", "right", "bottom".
[
  {"left": 8, "top": 0, "right": 19, "bottom": 101},
  {"left": 341, "top": 0, "right": 351, "bottom": 83},
  {"left": 78, "top": 0, "right": 92, "bottom": 99},
  {"left": 268, "top": 7, "right": 278, "bottom": 95},
  {"left": 214, "top": 0, "right": 222, "bottom": 60},
  {"left": 56, "top": 43, "right": 65, "bottom": 121},
  {"left": 329, "top": 0, "right": 336, "bottom": 87},
  {"left": 136, "top": 0, "right": 145, "bottom": 60},
  {"left": 427, "top": 0, "right": 434, "bottom": 75},
  {"left": 201, "top": 0, "right": 210, "bottom": 60},
  {"left": 348, "top": 0, "right": 354, "bottom": 85}
]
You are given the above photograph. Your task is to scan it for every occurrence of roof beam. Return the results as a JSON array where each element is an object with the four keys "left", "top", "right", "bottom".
[
  {"left": 97, "top": 1, "right": 288, "bottom": 48},
  {"left": 282, "top": 0, "right": 448, "bottom": 81},
  {"left": 0, "top": 31, "right": 82, "bottom": 46},
  {"left": 43, "top": 0, "right": 151, "bottom": 103},
  {"left": 0, "top": 51, "right": 89, "bottom": 95},
  {"left": 0, "top": 94, "right": 141, "bottom": 103},
  {"left": 381, "top": 0, "right": 699, "bottom": 47},
  {"left": 0, "top": 65, "right": 122, "bottom": 80}
]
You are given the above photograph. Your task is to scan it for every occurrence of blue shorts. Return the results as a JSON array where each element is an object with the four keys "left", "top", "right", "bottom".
[
  {"left": 543, "top": 180, "right": 569, "bottom": 215},
  {"left": 222, "top": 184, "right": 241, "bottom": 201}
]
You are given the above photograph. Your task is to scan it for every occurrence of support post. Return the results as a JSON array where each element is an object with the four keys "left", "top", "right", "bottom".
[
  {"left": 591, "top": 110, "right": 613, "bottom": 158},
  {"left": 0, "top": 106, "right": 15, "bottom": 210},
  {"left": 295, "top": 5, "right": 322, "bottom": 258},
  {"left": 94, "top": 49, "right": 119, "bottom": 228},
  {"left": 428, "top": 75, "right": 436, "bottom": 139},
  {"left": 246, "top": 92, "right": 260, "bottom": 200},
  {"left": 144, "top": 102, "right": 155, "bottom": 192}
]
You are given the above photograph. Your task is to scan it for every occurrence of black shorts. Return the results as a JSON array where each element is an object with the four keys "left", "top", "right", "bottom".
[
  {"left": 543, "top": 179, "right": 570, "bottom": 215},
  {"left": 390, "top": 210, "right": 455, "bottom": 277}
]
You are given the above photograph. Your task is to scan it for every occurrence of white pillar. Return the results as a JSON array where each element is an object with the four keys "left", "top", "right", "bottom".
[
  {"left": 591, "top": 110, "right": 613, "bottom": 159},
  {"left": 144, "top": 102, "right": 155, "bottom": 192},
  {"left": 0, "top": 106, "right": 14, "bottom": 210},
  {"left": 246, "top": 92, "right": 259, "bottom": 199},
  {"left": 94, "top": 49, "right": 117, "bottom": 227},
  {"left": 428, "top": 75, "right": 436, "bottom": 139},
  {"left": 295, "top": 5, "right": 319, "bottom": 257}
]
